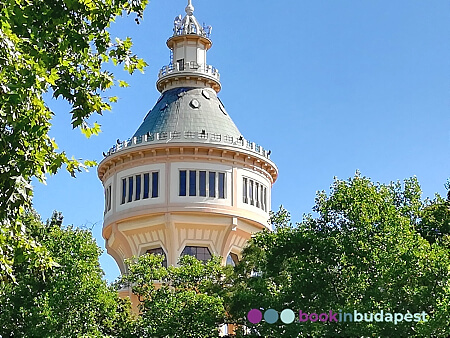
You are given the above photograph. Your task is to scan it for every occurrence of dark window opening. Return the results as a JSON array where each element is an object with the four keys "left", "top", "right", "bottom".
[
  {"left": 179, "top": 170, "right": 187, "bottom": 196},
  {"left": 143, "top": 173, "right": 150, "bottom": 199},
  {"left": 181, "top": 246, "right": 211, "bottom": 263},
  {"left": 128, "top": 177, "right": 134, "bottom": 203},
  {"left": 260, "top": 185, "right": 264, "bottom": 210},
  {"left": 177, "top": 58, "right": 185, "bottom": 71},
  {"left": 243, "top": 178, "right": 248, "bottom": 203},
  {"left": 255, "top": 183, "right": 260, "bottom": 207},
  {"left": 107, "top": 186, "right": 112, "bottom": 211},
  {"left": 199, "top": 171, "right": 207, "bottom": 197},
  {"left": 249, "top": 180, "right": 254, "bottom": 205},
  {"left": 218, "top": 172, "right": 225, "bottom": 199},
  {"left": 189, "top": 170, "right": 196, "bottom": 196},
  {"left": 135, "top": 175, "right": 141, "bottom": 200},
  {"left": 121, "top": 178, "right": 126, "bottom": 204},
  {"left": 264, "top": 187, "right": 267, "bottom": 212},
  {"left": 209, "top": 172, "right": 216, "bottom": 197},
  {"left": 152, "top": 172, "right": 159, "bottom": 198}
]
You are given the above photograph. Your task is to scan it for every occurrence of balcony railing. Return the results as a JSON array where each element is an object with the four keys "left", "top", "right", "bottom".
[
  {"left": 103, "top": 131, "right": 272, "bottom": 160},
  {"left": 158, "top": 62, "right": 220, "bottom": 81}
]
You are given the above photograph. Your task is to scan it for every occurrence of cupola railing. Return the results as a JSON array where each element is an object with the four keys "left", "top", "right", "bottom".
[
  {"left": 102, "top": 131, "right": 272, "bottom": 160},
  {"left": 158, "top": 62, "right": 220, "bottom": 80}
]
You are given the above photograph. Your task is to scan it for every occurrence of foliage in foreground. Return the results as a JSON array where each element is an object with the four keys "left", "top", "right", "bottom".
[
  {"left": 1, "top": 175, "right": 448, "bottom": 337},
  {"left": 0, "top": 211, "right": 135, "bottom": 337},
  {"left": 229, "top": 174, "right": 450, "bottom": 337},
  {"left": 119, "top": 254, "right": 229, "bottom": 338},
  {"left": 0, "top": 0, "right": 148, "bottom": 281}
]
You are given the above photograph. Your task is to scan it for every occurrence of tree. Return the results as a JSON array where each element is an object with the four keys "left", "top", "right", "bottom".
[
  {"left": 228, "top": 174, "right": 450, "bottom": 337},
  {"left": 0, "top": 210, "right": 135, "bottom": 337},
  {"left": 119, "top": 254, "right": 229, "bottom": 338},
  {"left": 0, "top": 0, "right": 148, "bottom": 280}
]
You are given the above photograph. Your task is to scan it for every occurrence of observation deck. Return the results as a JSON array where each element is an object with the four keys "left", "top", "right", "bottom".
[{"left": 156, "top": 62, "right": 221, "bottom": 93}]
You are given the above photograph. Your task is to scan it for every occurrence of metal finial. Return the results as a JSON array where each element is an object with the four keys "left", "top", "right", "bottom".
[{"left": 185, "top": 0, "right": 194, "bottom": 15}]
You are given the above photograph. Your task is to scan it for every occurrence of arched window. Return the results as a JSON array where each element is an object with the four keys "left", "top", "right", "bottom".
[
  {"left": 181, "top": 246, "right": 211, "bottom": 263},
  {"left": 226, "top": 253, "right": 239, "bottom": 267},
  {"left": 146, "top": 247, "right": 167, "bottom": 268}
]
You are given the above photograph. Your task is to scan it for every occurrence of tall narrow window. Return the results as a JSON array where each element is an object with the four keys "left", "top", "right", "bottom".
[
  {"left": 179, "top": 170, "right": 187, "bottom": 196},
  {"left": 121, "top": 178, "right": 126, "bottom": 204},
  {"left": 135, "top": 175, "right": 141, "bottom": 200},
  {"left": 209, "top": 172, "right": 216, "bottom": 197},
  {"left": 260, "top": 185, "right": 265, "bottom": 210},
  {"left": 152, "top": 172, "right": 159, "bottom": 198},
  {"left": 189, "top": 170, "right": 196, "bottom": 196},
  {"left": 264, "top": 187, "right": 267, "bottom": 212},
  {"left": 128, "top": 177, "right": 134, "bottom": 202},
  {"left": 243, "top": 178, "right": 248, "bottom": 203},
  {"left": 255, "top": 183, "right": 260, "bottom": 207},
  {"left": 143, "top": 173, "right": 150, "bottom": 199},
  {"left": 199, "top": 171, "right": 207, "bottom": 197},
  {"left": 107, "top": 186, "right": 112, "bottom": 211},
  {"left": 249, "top": 180, "right": 254, "bottom": 205},
  {"left": 218, "top": 172, "right": 225, "bottom": 199}
]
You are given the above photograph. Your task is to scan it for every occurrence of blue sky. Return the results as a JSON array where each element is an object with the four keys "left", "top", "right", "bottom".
[{"left": 33, "top": 0, "right": 450, "bottom": 282}]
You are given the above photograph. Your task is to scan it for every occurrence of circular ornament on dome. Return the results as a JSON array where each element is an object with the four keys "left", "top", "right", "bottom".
[
  {"left": 190, "top": 99, "right": 200, "bottom": 109},
  {"left": 202, "top": 89, "right": 210, "bottom": 99}
]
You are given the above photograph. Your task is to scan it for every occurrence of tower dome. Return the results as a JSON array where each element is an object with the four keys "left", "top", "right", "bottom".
[
  {"left": 98, "top": 0, "right": 278, "bottom": 306},
  {"left": 132, "top": 87, "right": 241, "bottom": 140}
]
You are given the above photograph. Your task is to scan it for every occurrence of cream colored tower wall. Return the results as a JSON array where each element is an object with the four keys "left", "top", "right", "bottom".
[
  {"left": 101, "top": 150, "right": 275, "bottom": 274},
  {"left": 173, "top": 40, "right": 207, "bottom": 67}
]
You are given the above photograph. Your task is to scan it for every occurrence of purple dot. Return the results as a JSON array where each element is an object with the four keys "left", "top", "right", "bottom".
[{"left": 247, "top": 309, "right": 263, "bottom": 324}]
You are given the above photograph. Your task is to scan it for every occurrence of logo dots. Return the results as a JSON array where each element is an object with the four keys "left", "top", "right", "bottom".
[{"left": 247, "top": 309, "right": 295, "bottom": 324}]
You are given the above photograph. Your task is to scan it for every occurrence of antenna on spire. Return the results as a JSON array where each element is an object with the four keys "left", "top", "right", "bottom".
[{"left": 185, "top": 0, "right": 194, "bottom": 15}]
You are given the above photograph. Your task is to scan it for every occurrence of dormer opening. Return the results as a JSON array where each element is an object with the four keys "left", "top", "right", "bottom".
[{"left": 177, "top": 58, "right": 185, "bottom": 71}]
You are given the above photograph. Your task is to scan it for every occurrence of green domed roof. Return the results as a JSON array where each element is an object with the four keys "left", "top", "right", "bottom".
[{"left": 132, "top": 87, "right": 241, "bottom": 139}]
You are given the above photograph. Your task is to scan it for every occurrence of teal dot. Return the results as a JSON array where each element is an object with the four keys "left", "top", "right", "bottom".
[
  {"left": 280, "top": 309, "right": 295, "bottom": 324},
  {"left": 264, "top": 309, "right": 278, "bottom": 324}
]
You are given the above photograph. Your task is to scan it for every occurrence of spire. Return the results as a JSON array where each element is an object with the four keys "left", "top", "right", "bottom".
[
  {"left": 173, "top": 0, "right": 203, "bottom": 36},
  {"left": 157, "top": 1, "right": 221, "bottom": 93},
  {"left": 185, "top": 0, "right": 194, "bottom": 15}
]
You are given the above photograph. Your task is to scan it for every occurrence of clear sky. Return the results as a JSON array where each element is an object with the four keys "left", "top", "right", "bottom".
[{"left": 33, "top": 0, "right": 450, "bottom": 282}]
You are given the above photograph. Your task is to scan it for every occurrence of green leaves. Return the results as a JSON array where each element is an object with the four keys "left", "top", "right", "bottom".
[
  {"left": 120, "top": 254, "right": 227, "bottom": 337},
  {"left": 229, "top": 175, "right": 450, "bottom": 336},
  {"left": 0, "top": 211, "right": 135, "bottom": 337},
  {"left": 118, "top": 79, "right": 130, "bottom": 87},
  {"left": 0, "top": 0, "right": 148, "bottom": 282},
  {"left": 80, "top": 121, "right": 102, "bottom": 138}
]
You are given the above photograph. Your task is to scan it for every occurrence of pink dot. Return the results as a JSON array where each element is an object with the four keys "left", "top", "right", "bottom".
[{"left": 247, "top": 309, "right": 262, "bottom": 324}]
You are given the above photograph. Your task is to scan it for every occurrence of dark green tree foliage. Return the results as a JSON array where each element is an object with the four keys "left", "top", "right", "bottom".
[
  {"left": 0, "top": 0, "right": 148, "bottom": 280},
  {"left": 229, "top": 174, "right": 450, "bottom": 337},
  {"left": 120, "top": 254, "right": 228, "bottom": 338},
  {"left": 0, "top": 211, "right": 135, "bottom": 337}
]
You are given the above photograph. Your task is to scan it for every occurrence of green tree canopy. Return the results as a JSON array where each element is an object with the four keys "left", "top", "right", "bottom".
[
  {"left": 119, "top": 254, "right": 229, "bottom": 338},
  {"left": 0, "top": 210, "right": 135, "bottom": 337},
  {"left": 229, "top": 174, "right": 450, "bottom": 337},
  {"left": 0, "top": 0, "right": 148, "bottom": 280}
]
